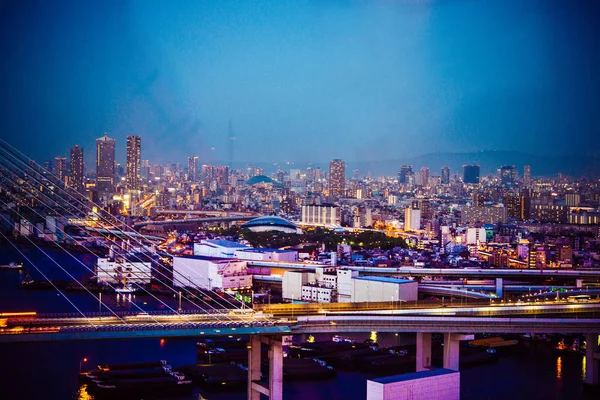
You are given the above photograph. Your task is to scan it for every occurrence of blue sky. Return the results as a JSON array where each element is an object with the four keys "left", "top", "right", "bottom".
[{"left": 0, "top": 0, "right": 598, "bottom": 168}]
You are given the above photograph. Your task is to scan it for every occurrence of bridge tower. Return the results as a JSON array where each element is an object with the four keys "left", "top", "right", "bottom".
[{"left": 248, "top": 335, "right": 283, "bottom": 400}]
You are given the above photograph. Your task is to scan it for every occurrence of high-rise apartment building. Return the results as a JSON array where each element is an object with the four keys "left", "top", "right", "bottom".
[
  {"left": 69, "top": 145, "right": 84, "bottom": 193},
  {"left": 420, "top": 167, "right": 430, "bottom": 187},
  {"left": 96, "top": 134, "right": 115, "bottom": 192},
  {"left": 53, "top": 156, "right": 67, "bottom": 184},
  {"left": 329, "top": 159, "right": 345, "bottom": 198},
  {"left": 398, "top": 165, "right": 412, "bottom": 185},
  {"left": 565, "top": 193, "right": 581, "bottom": 207},
  {"left": 188, "top": 156, "right": 198, "bottom": 181},
  {"left": 500, "top": 165, "right": 516, "bottom": 186},
  {"left": 43, "top": 160, "right": 54, "bottom": 174},
  {"left": 523, "top": 165, "right": 531, "bottom": 187},
  {"left": 404, "top": 206, "right": 421, "bottom": 231},
  {"left": 216, "top": 166, "right": 229, "bottom": 186},
  {"left": 301, "top": 204, "right": 340, "bottom": 226},
  {"left": 126, "top": 135, "right": 141, "bottom": 191},
  {"left": 141, "top": 160, "right": 150, "bottom": 180},
  {"left": 441, "top": 166, "right": 450, "bottom": 185},
  {"left": 504, "top": 194, "right": 531, "bottom": 220},
  {"left": 463, "top": 165, "right": 480, "bottom": 184},
  {"left": 461, "top": 206, "right": 507, "bottom": 224}
]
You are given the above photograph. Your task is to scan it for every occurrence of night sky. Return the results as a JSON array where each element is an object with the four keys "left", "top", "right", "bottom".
[{"left": 0, "top": 0, "right": 598, "bottom": 169}]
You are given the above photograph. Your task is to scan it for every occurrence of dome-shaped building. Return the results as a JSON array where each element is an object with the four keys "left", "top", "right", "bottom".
[
  {"left": 241, "top": 216, "right": 301, "bottom": 234},
  {"left": 246, "top": 175, "right": 274, "bottom": 185}
]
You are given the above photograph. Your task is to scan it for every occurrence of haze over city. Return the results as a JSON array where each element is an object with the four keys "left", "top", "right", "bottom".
[
  {"left": 1, "top": 0, "right": 599, "bottom": 172},
  {"left": 2, "top": 2, "right": 600, "bottom": 400}
]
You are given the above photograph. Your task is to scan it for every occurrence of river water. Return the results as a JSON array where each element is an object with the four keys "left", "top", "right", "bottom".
[{"left": 0, "top": 243, "right": 597, "bottom": 399}]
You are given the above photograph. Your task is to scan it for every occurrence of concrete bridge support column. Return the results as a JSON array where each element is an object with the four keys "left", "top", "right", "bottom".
[
  {"left": 247, "top": 336, "right": 262, "bottom": 400},
  {"left": 268, "top": 336, "right": 283, "bottom": 399},
  {"left": 416, "top": 332, "right": 432, "bottom": 371},
  {"left": 495, "top": 278, "right": 503, "bottom": 298},
  {"left": 247, "top": 335, "right": 283, "bottom": 400},
  {"left": 443, "top": 333, "right": 474, "bottom": 371},
  {"left": 585, "top": 333, "right": 599, "bottom": 386}
]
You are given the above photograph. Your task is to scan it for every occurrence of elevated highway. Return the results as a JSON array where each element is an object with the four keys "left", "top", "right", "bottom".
[
  {"left": 133, "top": 216, "right": 255, "bottom": 229},
  {"left": 291, "top": 315, "right": 600, "bottom": 334},
  {"left": 247, "top": 260, "right": 600, "bottom": 280},
  {"left": 2, "top": 302, "right": 600, "bottom": 342}
]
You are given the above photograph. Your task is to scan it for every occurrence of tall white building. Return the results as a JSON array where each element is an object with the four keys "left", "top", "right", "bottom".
[
  {"left": 301, "top": 204, "right": 340, "bottom": 226},
  {"left": 404, "top": 207, "right": 421, "bottom": 231},
  {"left": 466, "top": 228, "right": 487, "bottom": 245}
]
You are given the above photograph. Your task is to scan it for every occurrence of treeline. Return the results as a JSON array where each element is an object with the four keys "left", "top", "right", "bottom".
[{"left": 237, "top": 227, "right": 407, "bottom": 251}]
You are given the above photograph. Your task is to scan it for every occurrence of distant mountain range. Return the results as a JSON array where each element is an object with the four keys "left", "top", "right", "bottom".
[{"left": 234, "top": 151, "right": 600, "bottom": 178}]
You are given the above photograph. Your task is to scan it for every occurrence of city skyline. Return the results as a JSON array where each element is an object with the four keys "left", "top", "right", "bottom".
[
  {"left": 1, "top": 0, "right": 599, "bottom": 167},
  {"left": 1, "top": 2, "right": 600, "bottom": 398}
]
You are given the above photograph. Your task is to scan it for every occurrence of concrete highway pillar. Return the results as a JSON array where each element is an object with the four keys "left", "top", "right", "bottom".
[
  {"left": 585, "top": 333, "right": 599, "bottom": 386},
  {"left": 268, "top": 337, "right": 284, "bottom": 400},
  {"left": 576, "top": 279, "right": 583, "bottom": 288},
  {"left": 443, "top": 333, "right": 474, "bottom": 371},
  {"left": 247, "top": 336, "right": 262, "bottom": 400},
  {"left": 416, "top": 332, "right": 432, "bottom": 371},
  {"left": 495, "top": 278, "right": 503, "bottom": 298},
  {"left": 247, "top": 335, "right": 284, "bottom": 400}
]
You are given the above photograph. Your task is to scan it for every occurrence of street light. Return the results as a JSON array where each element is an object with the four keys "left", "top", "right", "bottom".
[{"left": 79, "top": 357, "right": 88, "bottom": 373}]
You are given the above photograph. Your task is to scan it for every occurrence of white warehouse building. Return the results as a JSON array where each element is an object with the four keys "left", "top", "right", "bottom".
[
  {"left": 172, "top": 255, "right": 252, "bottom": 290},
  {"left": 96, "top": 255, "right": 152, "bottom": 285},
  {"left": 194, "top": 239, "right": 250, "bottom": 258},
  {"left": 282, "top": 268, "right": 418, "bottom": 304},
  {"left": 234, "top": 248, "right": 298, "bottom": 262},
  {"left": 282, "top": 267, "right": 338, "bottom": 303},
  {"left": 351, "top": 276, "right": 418, "bottom": 303}
]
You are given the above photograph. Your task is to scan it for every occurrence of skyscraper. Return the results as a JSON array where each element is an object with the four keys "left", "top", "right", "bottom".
[
  {"left": 420, "top": 167, "right": 430, "bottom": 187},
  {"left": 398, "top": 165, "right": 412, "bottom": 185},
  {"left": 126, "top": 135, "right": 141, "bottom": 191},
  {"left": 500, "top": 165, "right": 516, "bottom": 186},
  {"left": 43, "top": 160, "right": 53, "bottom": 174},
  {"left": 141, "top": 159, "right": 150, "bottom": 180},
  {"left": 216, "top": 165, "right": 229, "bottom": 186},
  {"left": 96, "top": 134, "right": 115, "bottom": 192},
  {"left": 53, "top": 156, "right": 67, "bottom": 184},
  {"left": 441, "top": 166, "right": 450, "bottom": 185},
  {"left": 188, "top": 156, "right": 198, "bottom": 181},
  {"left": 329, "top": 159, "right": 345, "bottom": 198},
  {"left": 523, "top": 165, "right": 531, "bottom": 187},
  {"left": 463, "top": 165, "right": 480, "bottom": 184},
  {"left": 69, "top": 145, "right": 84, "bottom": 194}
]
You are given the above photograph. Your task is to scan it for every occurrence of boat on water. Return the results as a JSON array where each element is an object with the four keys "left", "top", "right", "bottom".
[
  {"left": 555, "top": 338, "right": 585, "bottom": 354},
  {"left": 82, "top": 360, "right": 192, "bottom": 398},
  {"left": 91, "top": 373, "right": 193, "bottom": 398},
  {"left": 114, "top": 284, "right": 137, "bottom": 294},
  {"left": 80, "top": 361, "right": 169, "bottom": 382},
  {"left": 99, "top": 361, "right": 168, "bottom": 371},
  {"left": 0, "top": 262, "right": 23, "bottom": 270},
  {"left": 113, "top": 277, "right": 137, "bottom": 294},
  {"left": 88, "top": 366, "right": 172, "bottom": 382},
  {"left": 332, "top": 335, "right": 355, "bottom": 344}
]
